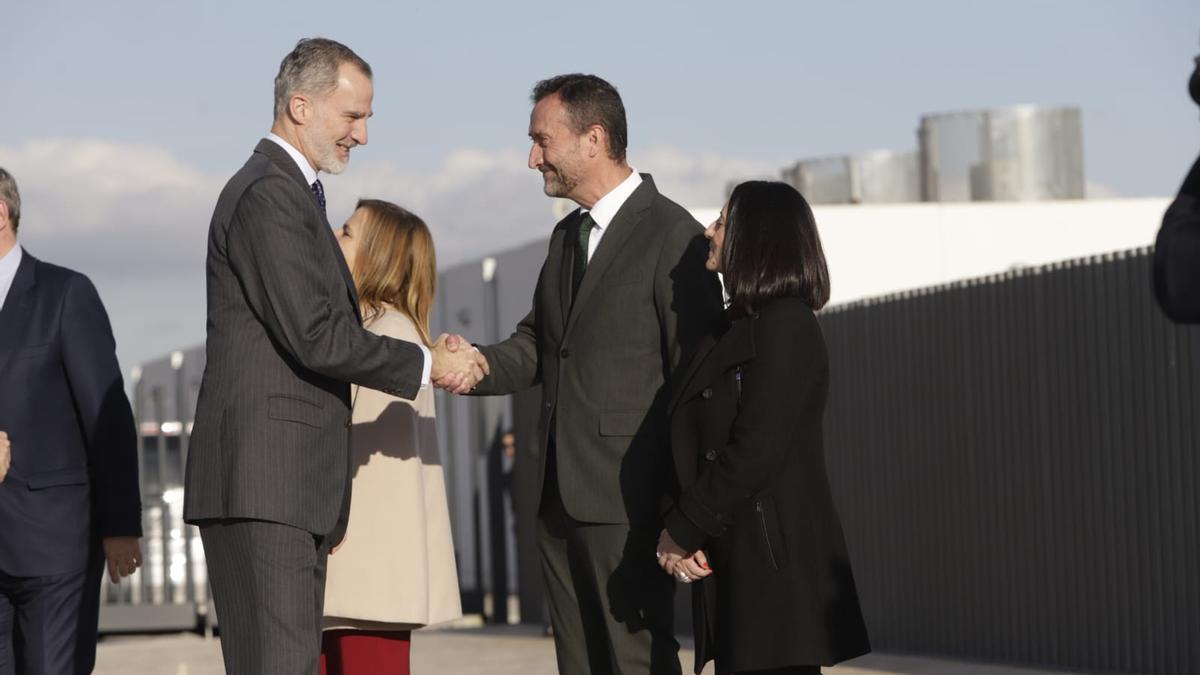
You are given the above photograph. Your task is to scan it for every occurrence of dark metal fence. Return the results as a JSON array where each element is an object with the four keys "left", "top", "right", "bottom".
[{"left": 820, "top": 247, "right": 1198, "bottom": 675}]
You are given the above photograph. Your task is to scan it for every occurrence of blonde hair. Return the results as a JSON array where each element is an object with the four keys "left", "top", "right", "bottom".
[{"left": 349, "top": 199, "right": 436, "bottom": 346}]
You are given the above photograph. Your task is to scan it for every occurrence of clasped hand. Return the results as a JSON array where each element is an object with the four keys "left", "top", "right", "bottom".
[
  {"left": 656, "top": 528, "right": 712, "bottom": 584},
  {"left": 431, "top": 333, "right": 491, "bottom": 394}
]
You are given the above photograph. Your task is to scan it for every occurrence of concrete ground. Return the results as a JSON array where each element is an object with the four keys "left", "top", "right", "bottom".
[{"left": 94, "top": 625, "right": 1095, "bottom": 675}]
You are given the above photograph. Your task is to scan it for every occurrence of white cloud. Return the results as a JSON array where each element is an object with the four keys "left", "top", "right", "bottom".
[{"left": 0, "top": 138, "right": 772, "bottom": 370}]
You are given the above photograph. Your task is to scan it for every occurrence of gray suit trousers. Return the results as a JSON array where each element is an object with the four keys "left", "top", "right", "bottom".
[
  {"left": 538, "top": 449, "right": 681, "bottom": 675},
  {"left": 200, "top": 520, "right": 331, "bottom": 675}
]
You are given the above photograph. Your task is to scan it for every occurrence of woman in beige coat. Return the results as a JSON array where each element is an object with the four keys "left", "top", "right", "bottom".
[{"left": 321, "top": 199, "right": 462, "bottom": 675}]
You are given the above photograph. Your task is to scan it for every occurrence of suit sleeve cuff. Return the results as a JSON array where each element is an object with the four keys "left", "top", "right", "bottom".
[
  {"left": 664, "top": 506, "right": 709, "bottom": 554},
  {"left": 419, "top": 344, "right": 432, "bottom": 389}
]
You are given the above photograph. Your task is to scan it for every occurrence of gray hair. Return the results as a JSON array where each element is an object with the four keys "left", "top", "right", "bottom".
[
  {"left": 0, "top": 167, "right": 20, "bottom": 234},
  {"left": 273, "top": 38, "right": 372, "bottom": 121}
]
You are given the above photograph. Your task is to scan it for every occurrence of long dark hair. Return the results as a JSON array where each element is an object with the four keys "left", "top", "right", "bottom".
[{"left": 723, "top": 181, "right": 830, "bottom": 312}]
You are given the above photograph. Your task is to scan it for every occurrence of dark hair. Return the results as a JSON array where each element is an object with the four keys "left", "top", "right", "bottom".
[
  {"left": 274, "top": 38, "right": 372, "bottom": 120},
  {"left": 531, "top": 73, "right": 628, "bottom": 163},
  {"left": 723, "top": 181, "right": 830, "bottom": 311}
]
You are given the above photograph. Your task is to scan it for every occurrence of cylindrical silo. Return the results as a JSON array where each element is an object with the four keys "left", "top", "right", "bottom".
[{"left": 918, "top": 105, "right": 1084, "bottom": 202}]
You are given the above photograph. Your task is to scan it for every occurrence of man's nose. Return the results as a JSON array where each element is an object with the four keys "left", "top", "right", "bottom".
[{"left": 528, "top": 144, "right": 542, "bottom": 171}]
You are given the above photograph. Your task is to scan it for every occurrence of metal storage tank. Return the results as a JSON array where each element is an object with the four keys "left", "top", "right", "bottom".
[
  {"left": 781, "top": 150, "right": 920, "bottom": 205},
  {"left": 918, "top": 105, "right": 1084, "bottom": 202}
]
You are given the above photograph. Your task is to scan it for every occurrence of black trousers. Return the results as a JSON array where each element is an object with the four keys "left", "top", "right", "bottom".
[
  {"left": 200, "top": 519, "right": 332, "bottom": 675},
  {"left": 537, "top": 443, "right": 680, "bottom": 675},
  {"left": 0, "top": 547, "right": 102, "bottom": 675}
]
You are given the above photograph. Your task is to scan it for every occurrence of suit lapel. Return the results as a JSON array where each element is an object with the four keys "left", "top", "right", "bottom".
[
  {"left": 0, "top": 251, "right": 38, "bottom": 380},
  {"left": 668, "top": 314, "right": 756, "bottom": 415},
  {"left": 564, "top": 175, "right": 657, "bottom": 338},
  {"left": 558, "top": 214, "right": 580, "bottom": 331},
  {"left": 255, "top": 139, "right": 361, "bottom": 321}
]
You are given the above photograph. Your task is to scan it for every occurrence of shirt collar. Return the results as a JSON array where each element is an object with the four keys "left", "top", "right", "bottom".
[
  {"left": 266, "top": 132, "right": 319, "bottom": 186},
  {"left": 0, "top": 244, "right": 23, "bottom": 282},
  {"left": 582, "top": 169, "right": 642, "bottom": 232}
]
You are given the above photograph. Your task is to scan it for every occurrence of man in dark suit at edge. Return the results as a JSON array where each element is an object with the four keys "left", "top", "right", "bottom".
[
  {"left": 0, "top": 167, "right": 143, "bottom": 674},
  {"left": 450, "top": 74, "right": 723, "bottom": 674},
  {"left": 182, "top": 38, "right": 487, "bottom": 675}
]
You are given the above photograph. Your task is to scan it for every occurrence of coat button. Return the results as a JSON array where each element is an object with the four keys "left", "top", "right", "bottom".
[
  {"left": 560, "top": 347, "right": 570, "bottom": 358},
  {"left": 344, "top": 416, "right": 352, "bottom": 428},
  {"left": 704, "top": 448, "right": 717, "bottom": 461},
  {"left": 544, "top": 401, "right": 553, "bottom": 410},
  {"left": 701, "top": 387, "right": 713, "bottom": 399}
]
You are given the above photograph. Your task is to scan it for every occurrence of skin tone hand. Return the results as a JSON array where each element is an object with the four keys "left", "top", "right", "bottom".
[
  {"left": 656, "top": 529, "right": 712, "bottom": 583},
  {"left": 0, "top": 431, "right": 9, "bottom": 483},
  {"left": 102, "top": 537, "right": 142, "bottom": 583},
  {"left": 431, "top": 333, "right": 491, "bottom": 394}
]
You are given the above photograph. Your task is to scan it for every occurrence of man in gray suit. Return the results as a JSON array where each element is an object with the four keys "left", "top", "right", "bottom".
[
  {"left": 459, "top": 74, "right": 723, "bottom": 674},
  {"left": 183, "top": 38, "right": 486, "bottom": 675}
]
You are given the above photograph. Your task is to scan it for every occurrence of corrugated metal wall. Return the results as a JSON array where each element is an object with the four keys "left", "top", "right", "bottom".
[{"left": 820, "top": 247, "right": 1198, "bottom": 675}]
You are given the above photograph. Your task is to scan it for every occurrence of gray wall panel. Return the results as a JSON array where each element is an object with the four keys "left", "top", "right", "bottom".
[{"left": 820, "top": 248, "right": 1198, "bottom": 675}]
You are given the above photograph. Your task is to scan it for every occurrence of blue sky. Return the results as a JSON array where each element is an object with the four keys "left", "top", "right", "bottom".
[{"left": 3, "top": 0, "right": 1199, "bottom": 371}]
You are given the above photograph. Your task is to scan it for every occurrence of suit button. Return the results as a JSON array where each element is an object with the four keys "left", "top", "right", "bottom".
[
  {"left": 704, "top": 448, "right": 717, "bottom": 461},
  {"left": 544, "top": 401, "right": 553, "bottom": 410},
  {"left": 344, "top": 416, "right": 352, "bottom": 428},
  {"left": 560, "top": 348, "right": 570, "bottom": 358},
  {"left": 701, "top": 387, "right": 713, "bottom": 399}
]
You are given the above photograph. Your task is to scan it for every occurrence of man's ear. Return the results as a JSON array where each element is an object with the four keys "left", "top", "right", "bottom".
[
  {"left": 587, "top": 124, "right": 606, "bottom": 159},
  {"left": 289, "top": 94, "right": 311, "bottom": 125},
  {"left": 0, "top": 202, "right": 9, "bottom": 232}
]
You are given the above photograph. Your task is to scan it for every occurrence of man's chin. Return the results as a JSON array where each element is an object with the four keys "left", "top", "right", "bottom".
[{"left": 320, "top": 158, "right": 349, "bottom": 175}]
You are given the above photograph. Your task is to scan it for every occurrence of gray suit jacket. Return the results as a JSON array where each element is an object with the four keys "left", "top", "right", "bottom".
[
  {"left": 474, "top": 175, "right": 723, "bottom": 525},
  {"left": 184, "top": 139, "right": 425, "bottom": 536}
]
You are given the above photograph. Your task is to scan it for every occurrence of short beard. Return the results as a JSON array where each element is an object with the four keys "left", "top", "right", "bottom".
[
  {"left": 541, "top": 167, "right": 577, "bottom": 198},
  {"left": 301, "top": 117, "right": 350, "bottom": 175},
  {"left": 315, "top": 142, "right": 349, "bottom": 175}
]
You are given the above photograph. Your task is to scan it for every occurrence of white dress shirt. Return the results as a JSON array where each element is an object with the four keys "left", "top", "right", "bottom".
[
  {"left": 263, "top": 134, "right": 432, "bottom": 387},
  {"left": 0, "top": 245, "right": 23, "bottom": 313},
  {"left": 580, "top": 169, "right": 643, "bottom": 262}
]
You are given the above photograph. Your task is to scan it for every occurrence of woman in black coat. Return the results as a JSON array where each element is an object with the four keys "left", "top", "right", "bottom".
[{"left": 656, "top": 181, "right": 870, "bottom": 675}]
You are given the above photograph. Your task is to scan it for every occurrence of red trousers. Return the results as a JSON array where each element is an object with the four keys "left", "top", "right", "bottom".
[{"left": 320, "top": 629, "right": 411, "bottom": 675}]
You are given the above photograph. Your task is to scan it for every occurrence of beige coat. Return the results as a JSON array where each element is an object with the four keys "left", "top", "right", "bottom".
[{"left": 323, "top": 309, "right": 462, "bottom": 630}]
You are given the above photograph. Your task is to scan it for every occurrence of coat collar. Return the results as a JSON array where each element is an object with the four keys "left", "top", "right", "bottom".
[
  {"left": 668, "top": 310, "right": 757, "bottom": 415},
  {"left": 562, "top": 173, "right": 658, "bottom": 337},
  {"left": 0, "top": 251, "right": 38, "bottom": 379},
  {"left": 253, "top": 139, "right": 362, "bottom": 321},
  {"left": 255, "top": 138, "right": 312, "bottom": 194}
]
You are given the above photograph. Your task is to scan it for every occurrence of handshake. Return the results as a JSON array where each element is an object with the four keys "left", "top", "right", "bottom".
[{"left": 430, "top": 333, "right": 491, "bottom": 394}]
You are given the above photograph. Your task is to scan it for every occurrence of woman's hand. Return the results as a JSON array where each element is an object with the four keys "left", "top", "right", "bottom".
[
  {"left": 656, "top": 529, "right": 713, "bottom": 583},
  {"left": 675, "top": 549, "right": 712, "bottom": 582}
]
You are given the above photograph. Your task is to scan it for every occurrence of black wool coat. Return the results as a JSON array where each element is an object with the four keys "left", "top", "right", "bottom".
[
  {"left": 1154, "top": 152, "right": 1200, "bottom": 323},
  {"left": 664, "top": 297, "right": 871, "bottom": 673}
]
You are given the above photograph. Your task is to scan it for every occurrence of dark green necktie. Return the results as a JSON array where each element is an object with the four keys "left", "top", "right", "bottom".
[{"left": 572, "top": 212, "right": 595, "bottom": 300}]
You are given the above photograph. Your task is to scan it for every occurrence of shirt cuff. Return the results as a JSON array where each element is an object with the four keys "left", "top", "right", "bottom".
[{"left": 419, "top": 344, "right": 432, "bottom": 389}]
